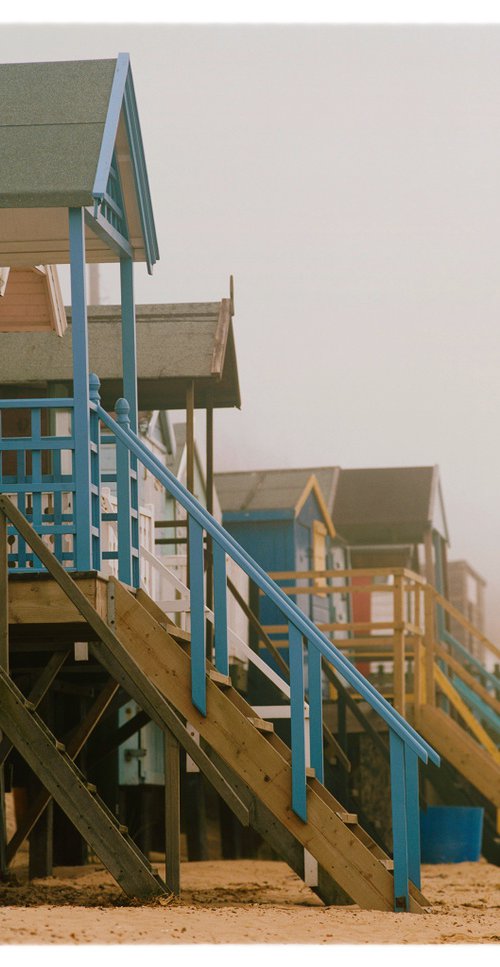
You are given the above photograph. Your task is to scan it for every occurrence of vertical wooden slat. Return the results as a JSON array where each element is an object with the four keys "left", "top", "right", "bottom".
[
  {"left": 389, "top": 729, "right": 409, "bottom": 912},
  {"left": 164, "top": 728, "right": 180, "bottom": 896},
  {"left": 189, "top": 518, "right": 206, "bottom": 716},
  {"left": 213, "top": 542, "right": 228, "bottom": 676},
  {"left": 0, "top": 511, "right": 8, "bottom": 878},
  {"left": 413, "top": 584, "right": 423, "bottom": 724},
  {"left": 424, "top": 584, "right": 436, "bottom": 707},
  {"left": 115, "top": 399, "right": 133, "bottom": 586},
  {"left": 393, "top": 574, "right": 405, "bottom": 716},
  {"left": 289, "top": 621, "right": 307, "bottom": 822},
  {"left": 307, "top": 643, "right": 324, "bottom": 783}
]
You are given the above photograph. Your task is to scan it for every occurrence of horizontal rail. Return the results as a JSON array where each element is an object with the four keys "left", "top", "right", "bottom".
[
  {"left": 0, "top": 398, "right": 74, "bottom": 410},
  {"left": 96, "top": 401, "right": 438, "bottom": 767},
  {"left": 268, "top": 567, "right": 427, "bottom": 584},
  {"left": 434, "top": 590, "right": 500, "bottom": 662}
]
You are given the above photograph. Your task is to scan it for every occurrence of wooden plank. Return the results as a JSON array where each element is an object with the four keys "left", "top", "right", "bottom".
[
  {"left": 111, "top": 581, "right": 424, "bottom": 912},
  {"left": 423, "top": 585, "right": 436, "bottom": 707},
  {"left": 419, "top": 704, "right": 500, "bottom": 806},
  {"left": 433, "top": 643, "right": 500, "bottom": 716},
  {"left": 9, "top": 576, "right": 101, "bottom": 626},
  {"left": 0, "top": 651, "right": 70, "bottom": 767},
  {"left": 164, "top": 729, "right": 180, "bottom": 896},
  {"left": 434, "top": 591, "right": 500, "bottom": 662},
  {"left": 393, "top": 575, "right": 406, "bottom": 716},
  {"left": 0, "top": 669, "right": 166, "bottom": 898},
  {"left": 6, "top": 678, "right": 120, "bottom": 863},
  {"left": 433, "top": 665, "right": 500, "bottom": 763},
  {"left": 0, "top": 512, "right": 8, "bottom": 674},
  {"left": 0, "top": 500, "right": 250, "bottom": 830}
]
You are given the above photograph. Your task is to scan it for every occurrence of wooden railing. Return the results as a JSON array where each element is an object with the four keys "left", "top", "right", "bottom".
[{"left": 262, "top": 567, "right": 500, "bottom": 756}]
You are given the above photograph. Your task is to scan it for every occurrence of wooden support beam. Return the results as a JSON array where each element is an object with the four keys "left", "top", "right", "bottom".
[
  {"left": 186, "top": 380, "right": 195, "bottom": 497},
  {"left": 205, "top": 400, "right": 214, "bottom": 657},
  {"left": 0, "top": 650, "right": 70, "bottom": 768},
  {"left": 423, "top": 585, "right": 436, "bottom": 707},
  {"left": 164, "top": 729, "right": 180, "bottom": 896},
  {"left": 7, "top": 678, "right": 119, "bottom": 864},
  {"left": 0, "top": 511, "right": 8, "bottom": 879},
  {"left": 393, "top": 574, "right": 406, "bottom": 716}
]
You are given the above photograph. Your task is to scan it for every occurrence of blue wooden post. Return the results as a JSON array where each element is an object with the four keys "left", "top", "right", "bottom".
[
  {"left": 120, "top": 258, "right": 139, "bottom": 587},
  {"left": 69, "top": 207, "right": 92, "bottom": 571},
  {"left": 289, "top": 621, "right": 307, "bottom": 822},
  {"left": 120, "top": 258, "right": 138, "bottom": 434},
  {"left": 189, "top": 518, "right": 206, "bottom": 715},
  {"left": 89, "top": 375, "right": 102, "bottom": 572},
  {"left": 213, "top": 541, "right": 229, "bottom": 676},
  {"left": 115, "top": 398, "right": 133, "bottom": 586},
  {"left": 404, "top": 746, "right": 421, "bottom": 889},
  {"left": 307, "top": 642, "right": 324, "bottom": 783},
  {"left": 389, "top": 729, "right": 410, "bottom": 911}
]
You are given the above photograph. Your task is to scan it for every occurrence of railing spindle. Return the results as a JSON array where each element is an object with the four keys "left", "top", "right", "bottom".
[
  {"left": 189, "top": 517, "right": 206, "bottom": 715},
  {"left": 389, "top": 729, "right": 410, "bottom": 911},
  {"left": 307, "top": 640, "right": 324, "bottom": 783},
  {"left": 115, "top": 399, "right": 133, "bottom": 585},
  {"left": 213, "top": 541, "right": 228, "bottom": 676},
  {"left": 289, "top": 621, "right": 307, "bottom": 821}
]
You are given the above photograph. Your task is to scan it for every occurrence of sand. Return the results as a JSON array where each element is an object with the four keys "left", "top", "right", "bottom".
[
  {"left": 1, "top": 792, "right": 499, "bottom": 945},
  {"left": 0, "top": 855, "right": 499, "bottom": 944}
]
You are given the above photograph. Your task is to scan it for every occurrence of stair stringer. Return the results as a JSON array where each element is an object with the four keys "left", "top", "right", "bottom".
[
  {"left": 0, "top": 666, "right": 167, "bottom": 900},
  {"left": 110, "top": 579, "right": 429, "bottom": 913},
  {"left": 418, "top": 704, "right": 500, "bottom": 810}
]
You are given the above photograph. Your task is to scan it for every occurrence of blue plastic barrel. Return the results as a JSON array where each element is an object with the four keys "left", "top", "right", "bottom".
[{"left": 420, "top": 806, "right": 484, "bottom": 862}]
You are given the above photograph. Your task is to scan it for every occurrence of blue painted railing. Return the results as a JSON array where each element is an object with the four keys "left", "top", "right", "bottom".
[{"left": 92, "top": 384, "right": 440, "bottom": 911}]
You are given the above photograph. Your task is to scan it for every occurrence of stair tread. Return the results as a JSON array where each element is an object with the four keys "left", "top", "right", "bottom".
[
  {"left": 247, "top": 716, "right": 274, "bottom": 734},
  {"left": 209, "top": 669, "right": 232, "bottom": 688},
  {"left": 335, "top": 810, "right": 358, "bottom": 824}
]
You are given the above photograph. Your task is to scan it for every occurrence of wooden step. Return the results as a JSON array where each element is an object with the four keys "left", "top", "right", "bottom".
[
  {"left": 246, "top": 716, "right": 274, "bottom": 734},
  {"left": 380, "top": 859, "right": 394, "bottom": 871},
  {"left": 336, "top": 810, "right": 358, "bottom": 825},
  {"left": 209, "top": 669, "right": 232, "bottom": 689},
  {"left": 54, "top": 741, "right": 66, "bottom": 753},
  {"left": 86, "top": 782, "right": 97, "bottom": 794},
  {"left": 306, "top": 767, "right": 316, "bottom": 779}
]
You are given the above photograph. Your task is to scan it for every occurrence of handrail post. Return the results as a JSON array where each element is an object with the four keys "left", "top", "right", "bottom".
[
  {"left": 115, "top": 399, "right": 133, "bottom": 586},
  {"left": 213, "top": 542, "right": 229, "bottom": 676},
  {"left": 413, "top": 583, "right": 423, "bottom": 725},
  {"left": 393, "top": 573, "right": 406, "bottom": 716},
  {"left": 289, "top": 621, "right": 307, "bottom": 821},
  {"left": 69, "top": 207, "right": 92, "bottom": 571},
  {"left": 89, "top": 375, "right": 102, "bottom": 572},
  {"left": 404, "top": 745, "right": 421, "bottom": 889},
  {"left": 0, "top": 509, "right": 8, "bottom": 878},
  {"left": 389, "top": 729, "right": 410, "bottom": 911},
  {"left": 307, "top": 641, "right": 324, "bottom": 784},
  {"left": 189, "top": 518, "right": 206, "bottom": 715},
  {"left": 424, "top": 585, "right": 436, "bottom": 707}
]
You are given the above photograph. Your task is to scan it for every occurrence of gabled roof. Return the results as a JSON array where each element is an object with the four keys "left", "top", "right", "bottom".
[
  {"left": 0, "top": 54, "right": 158, "bottom": 270},
  {"left": 332, "top": 465, "right": 449, "bottom": 544},
  {"left": 0, "top": 300, "right": 240, "bottom": 410},
  {"left": 215, "top": 468, "right": 335, "bottom": 537}
]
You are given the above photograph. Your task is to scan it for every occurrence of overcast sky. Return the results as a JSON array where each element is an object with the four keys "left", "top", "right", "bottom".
[{"left": 1, "top": 23, "right": 500, "bottom": 637}]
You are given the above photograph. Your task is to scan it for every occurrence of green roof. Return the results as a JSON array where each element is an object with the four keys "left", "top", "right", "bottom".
[{"left": 0, "top": 59, "right": 117, "bottom": 208}]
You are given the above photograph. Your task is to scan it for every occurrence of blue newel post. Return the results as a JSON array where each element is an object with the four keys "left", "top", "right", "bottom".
[
  {"left": 69, "top": 207, "right": 92, "bottom": 572},
  {"left": 115, "top": 398, "right": 139, "bottom": 587},
  {"left": 89, "top": 375, "right": 102, "bottom": 572}
]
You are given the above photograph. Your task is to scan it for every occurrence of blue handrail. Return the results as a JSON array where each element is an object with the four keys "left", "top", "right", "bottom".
[
  {"left": 93, "top": 389, "right": 440, "bottom": 910},
  {"left": 95, "top": 398, "right": 438, "bottom": 764}
]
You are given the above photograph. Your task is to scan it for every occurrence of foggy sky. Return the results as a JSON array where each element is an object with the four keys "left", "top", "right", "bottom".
[{"left": 1, "top": 24, "right": 499, "bottom": 637}]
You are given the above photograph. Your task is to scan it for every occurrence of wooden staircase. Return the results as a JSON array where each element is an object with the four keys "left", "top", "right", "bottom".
[
  {"left": 418, "top": 703, "right": 500, "bottom": 836},
  {"left": 94, "top": 577, "right": 428, "bottom": 912}
]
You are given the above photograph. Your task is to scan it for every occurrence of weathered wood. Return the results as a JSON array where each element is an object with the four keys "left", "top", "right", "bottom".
[
  {"left": 419, "top": 704, "right": 500, "bottom": 806},
  {"left": 204, "top": 743, "right": 353, "bottom": 907},
  {"left": 0, "top": 650, "right": 69, "bottom": 768},
  {"left": 0, "top": 499, "right": 250, "bottom": 829},
  {"left": 0, "top": 668, "right": 166, "bottom": 898},
  {"left": 7, "top": 678, "right": 119, "bottom": 863},
  {"left": 433, "top": 665, "right": 500, "bottom": 763},
  {"left": 29, "top": 801, "right": 53, "bottom": 880},
  {"left": 111, "top": 580, "right": 426, "bottom": 911},
  {"left": 433, "top": 643, "right": 500, "bottom": 716},
  {"left": 0, "top": 512, "right": 8, "bottom": 674},
  {"left": 423, "top": 585, "right": 436, "bottom": 707},
  {"left": 393, "top": 575, "right": 406, "bottom": 716},
  {"left": 164, "top": 729, "right": 180, "bottom": 895},
  {"left": 9, "top": 576, "right": 105, "bottom": 626}
]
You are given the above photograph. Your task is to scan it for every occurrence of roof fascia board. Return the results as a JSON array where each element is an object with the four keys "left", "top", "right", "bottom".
[
  {"left": 294, "top": 474, "right": 336, "bottom": 538},
  {"left": 437, "top": 478, "right": 450, "bottom": 544},
  {"left": 223, "top": 509, "right": 295, "bottom": 523},
  {"left": 84, "top": 207, "right": 133, "bottom": 260},
  {"left": 92, "top": 53, "right": 129, "bottom": 202},
  {"left": 122, "top": 66, "right": 159, "bottom": 274}
]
